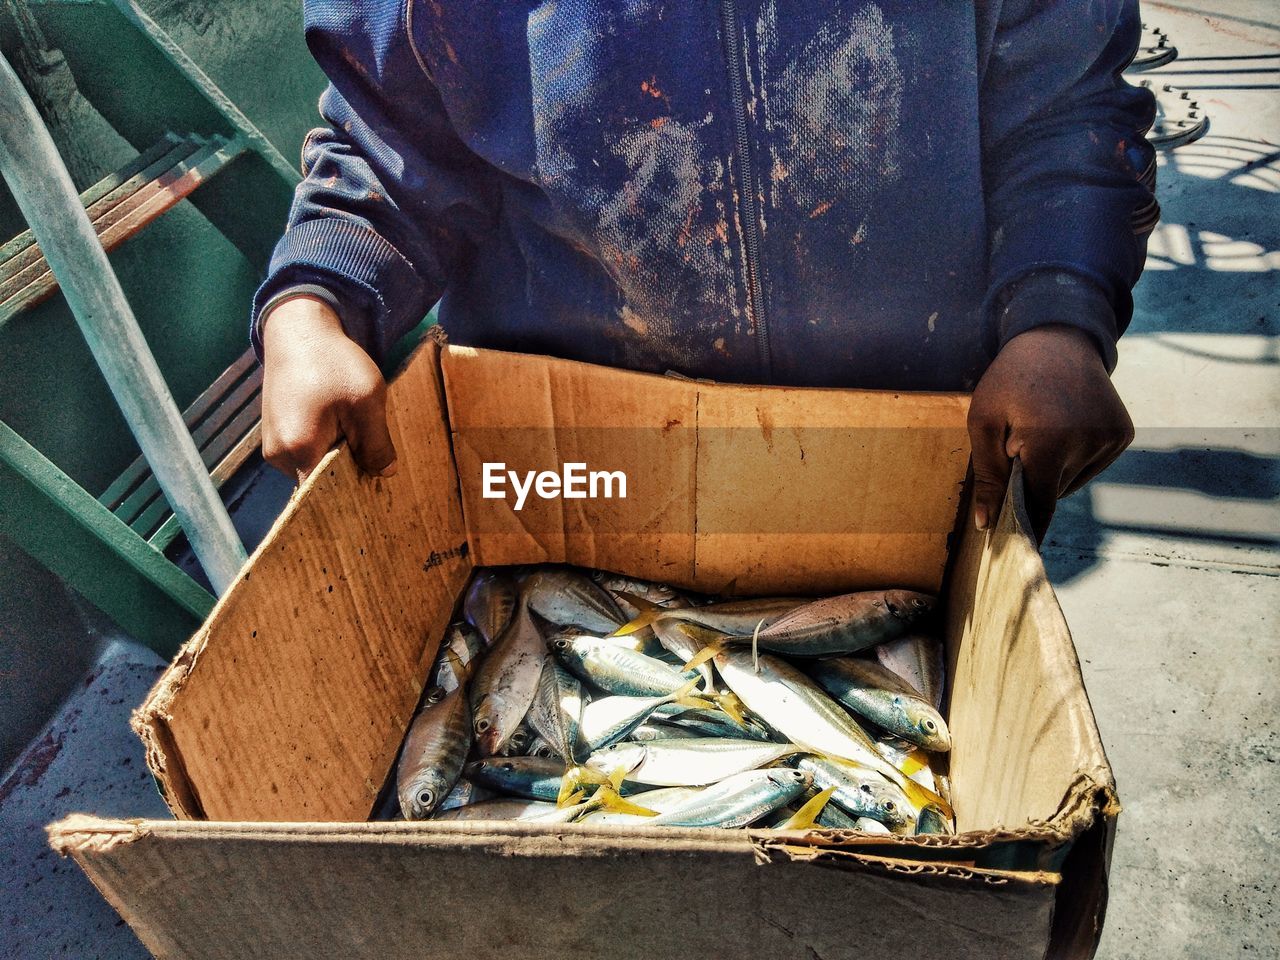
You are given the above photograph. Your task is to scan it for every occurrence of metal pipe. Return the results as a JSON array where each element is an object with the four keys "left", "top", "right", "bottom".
[{"left": 0, "top": 50, "right": 246, "bottom": 595}]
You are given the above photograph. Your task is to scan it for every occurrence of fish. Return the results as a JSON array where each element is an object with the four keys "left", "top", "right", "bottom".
[
  {"left": 396, "top": 683, "right": 473, "bottom": 820},
  {"left": 526, "top": 659, "right": 587, "bottom": 763},
  {"left": 431, "top": 798, "right": 561, "bottom": 822},
  {"left": 626, "top": 721, "right": 703, "bottom": 742},
  {"left": 431, "top": 622, "right": 487, "bottom": 693},
  {"left": 705, "top": 642, "right": 950, "bottom": 817},
  {"left": 777, "top": 786, "right": 838, "bottom": 830},
  {"left": 874, "top": 737, "right": 939, "bottom": 791},
  {"left": 806, "top": 656, "right": 951, "bottom": 752},
  {"left": 437, "top": 779, "right": 494, "bottom": 811},
  {"left": 592, "top": 573, "right": 688, "bottom": 617},
  {"left": 586, "top": 738, "right": 804, "bottom": 787},
  {"left": 648, "top": 768, "right": 813, "bottom": 828},
  {"left": 465, "top": 756, "right": 568, "bottom": 802},
  {"left": 552, "top": 633, "right": 702, "bottom": 698},
  {"left": 651, "top": 618, "right": 716, "bottom": 693},
  {"left": 469, "top": 597, "right": 549, "bottom": 755},
  {"left": 876, "top": 633, "right": 946, "bottom": 710},
  {"left": 610, "top": 594, "right": 804, "bottom": 638},
  {"left": 464, "top": 570, "right": 518, "bottom": 647},
  {"left": 687, "top": 591, "right": 937, "bottom": 662},
  {"left": 579, "top": 680, "right": 711, "bottom": 752},
  {"left": 915, "top": 803, "right": 955, "bottom": 836},
  {"left": 524, "top": 567, "right": 626, "bottom": 633},
  {"left": 795, "top": 756, "right": 915, "bottom": 832},
  {"left": 649, "top": 703, "right": 774, "bottom": 742}
]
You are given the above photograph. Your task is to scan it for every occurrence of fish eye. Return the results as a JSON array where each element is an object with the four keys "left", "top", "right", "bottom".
[
  {"left": 912, "top": 597, "right": 928, "bottom": 608},
  {"left": 475, "top": 718, "right": 492, "bottom": 733},
  {"left": 860, "top": 784, "right": 873, "bottom": 794},
  {"left": 923, "top": 719, "right": 937, "bottom": 731},
  {"left": 554, "top": 639, "right": 569, "bottom": 650},
  {"left": 791, "top": 771, "right": 805, "bottom": 781},
  {"left": 417, "top": 789, "right": 436, "bottom": 809},
  {"left": 884, "top": 800, "right": 896, "bottom": 812}
]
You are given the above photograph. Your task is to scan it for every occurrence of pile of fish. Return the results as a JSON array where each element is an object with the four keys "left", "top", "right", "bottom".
[{"left": 387, "top": 565, "right": 954, "bottom": 834}]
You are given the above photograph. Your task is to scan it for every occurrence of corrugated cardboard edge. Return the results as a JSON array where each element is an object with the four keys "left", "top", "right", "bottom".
[{"left": 47, "top": 815, "right": 1057, "bottom": 893}]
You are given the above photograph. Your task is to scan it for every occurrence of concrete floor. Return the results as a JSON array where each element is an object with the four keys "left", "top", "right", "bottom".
[{"left": 1, "top": 2, "right": 1277, "bottom": 958}]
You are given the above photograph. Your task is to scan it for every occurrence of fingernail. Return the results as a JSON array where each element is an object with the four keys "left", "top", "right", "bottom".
[
  {"left": 974, "top": 507, "right": 988, "bottom": 531},
  {"left": 380, "top": 461, "right": 399, "bottom": 478}
]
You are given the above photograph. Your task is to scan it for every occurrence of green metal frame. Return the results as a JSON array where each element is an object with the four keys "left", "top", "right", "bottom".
[
  {"left": 0, "top": 0, "right": 325, "bottom": 652},
  {"left": 0, "top": 419, "right": 213, "bottom": 652}
]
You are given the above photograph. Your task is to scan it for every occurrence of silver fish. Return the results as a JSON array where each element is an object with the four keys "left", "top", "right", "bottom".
[
  {"left": 649, "top": 768, "right": 813, "bottom": 828},
  {"left": 806, "top": 656, "right": 951, "bottom": 752},
  {"left": 466, "top": 756, "right": 566, "bottom": 802},
  {"left": 469, "top": 597, "right": 548, "bottom": 755},
  {"left": 587, "top": 737, "right": 803, "bottom": 787},
  {"left": 722, "top": 590, "right": 936, "bottom": 657},
  {"left": 526, "top": 659, "right": 587, "bottom": 763},
  {"left": 431, "top": 622, "right": 487, "bottom": 693},
  {"left": 612, "top": 595, "right": 804, "bottom": 638},
  {"left": 552, "top": 633, "right": 701, "bottom": 698},
  {"left": 650, "top": 703, "right": 774, "bottom": 742},
  {"left": 464, "top": 570, "right": 518, "bottom": 647},
  {"left": 524, "top": 568, "right": 625, "bottom": 633},
  {"left": 396, "top": 684, "right": 472, "bottom": 820},
  {"left": 916, "top": 803, "right": 955, "bottom": 836},
  {"left": 625, "top": 722, "right": 703, "bottom": 742},
  {"left": 876, "top": 633, "right": 946, "bottom": 710},
  {"left": 431, "top": 798, "right": 561, "bottom": 822},
  {"left": 579, "top": 681, "right": 706, "bottom": 752},
  {"left": 710, "top": 647, "right": 946, "bottom": 815},
  {"left": 795, "top": 756, "right": 914, "bottom": 832},
  {"left": 437, "top": 779, "right": 495, "bottom": 811}
]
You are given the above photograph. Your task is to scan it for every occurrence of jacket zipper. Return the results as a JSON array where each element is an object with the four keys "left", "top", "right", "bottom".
[{"left": 718, "top": 0, "right": 772, "bottom": 380}]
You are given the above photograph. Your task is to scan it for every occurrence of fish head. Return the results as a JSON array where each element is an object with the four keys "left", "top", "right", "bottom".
[
  {"left": 471, "top": 699, "right": 504, "bottom": 756},
  {"left": 859, "top": 779, "right": 915, "bottom": 831},
  {"left": 423, "top": 685, "right": 449, "bottom": 707},
  {"left": 906, "top": 704, "right": 952, "bottom": 753},
  {"left": 883, "top": 591, "right": 937, "bottom": 624},
  {"left": 767, "top": 768, "right": 814, "bottom": 792},
  {"left": 398, "top": 766, "right": 454, "bottom": 820}
]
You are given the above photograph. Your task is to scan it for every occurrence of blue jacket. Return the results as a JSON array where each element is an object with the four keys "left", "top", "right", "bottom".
[{"left": 255, "top": 0, "right": 1157, "bottom": 390}]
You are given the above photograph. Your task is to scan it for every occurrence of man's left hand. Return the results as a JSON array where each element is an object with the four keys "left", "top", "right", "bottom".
[{"left": 967, "top": 325, "right": 1134, "bottom": 543}]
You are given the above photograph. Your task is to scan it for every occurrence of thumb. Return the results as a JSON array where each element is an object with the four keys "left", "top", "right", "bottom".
[
  {"left": 967, "top": 412, "right": 1011, "bottom": 531},
  {"left": 341, "top": 392, "right": 399, "bottom": 478}
]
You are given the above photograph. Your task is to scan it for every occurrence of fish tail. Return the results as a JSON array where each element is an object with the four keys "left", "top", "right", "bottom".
[
  {"left": 592, "top": 786, "right": 657, "bottom": 818},
  {"left": 779, "top": 787, "right": 837, "bottom": 831},
  {"left": 678, "top": 623, "right": 728, "bottom": 671},
  {"left": 607, "top": 594, "right": 664, "bottom": 637},
  {"left": 670, "top": 677, "right": 715, "bottom": 710},
  {"left": 896, "top": 772, "right": 954, "bottom": 822},
  {"left": 714, "top": 692, "right": 747, "bottom": 726}
]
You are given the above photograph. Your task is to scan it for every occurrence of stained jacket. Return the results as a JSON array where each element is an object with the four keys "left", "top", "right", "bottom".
[{"left": 254, "top": 0, "right": 1158, "bottom": 390}]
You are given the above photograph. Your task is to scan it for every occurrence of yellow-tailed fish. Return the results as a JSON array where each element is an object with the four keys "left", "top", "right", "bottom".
[
  {"left": 806, "top": 656, "right": 951, "bottom": 752},
  {"left": 649, "top": 768, "right": 813, "bottom": 828},
  {"left": 778, "top": 786, "right": 838, "bottom": 830},
  {"left": 586, "top": 738, "right": 804, "bottom": 787},
  {"left": 703, "top": 641, "right": 951, "bottom": 818}
]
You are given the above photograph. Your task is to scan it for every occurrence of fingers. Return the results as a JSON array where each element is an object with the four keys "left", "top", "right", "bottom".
[
  {"left": 340, "top": 384, "right": 399, "bottom": 478},
  {"left": 262, "top": 410, "right": 336, "bottom": 482},
  {"left": 967, "top": 407, "right": 1012, "bottom": 532},
  {"left": 1009, "top": 431, "right": 1068, "bottom": 545}
]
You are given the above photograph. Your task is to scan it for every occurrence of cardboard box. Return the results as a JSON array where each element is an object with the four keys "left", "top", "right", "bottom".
[{"left": 49, "top": 341, "right": 1119, "bottom": 960}]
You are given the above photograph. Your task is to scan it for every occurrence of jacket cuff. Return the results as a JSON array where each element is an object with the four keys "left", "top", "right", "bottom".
[
  {"left": 250, "top": 218, "right": 429, "bottom": 362},
  {"left": 993, "top": 270, "right": 1120, "bottom": 372}
]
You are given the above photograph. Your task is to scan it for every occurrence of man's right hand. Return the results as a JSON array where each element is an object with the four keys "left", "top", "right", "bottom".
[{"left": 261, "top": 295, "right": 398, "bottom": 482}]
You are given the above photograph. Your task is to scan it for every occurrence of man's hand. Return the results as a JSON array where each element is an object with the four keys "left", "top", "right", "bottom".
[
  {"left": 968, "top": 325, "right": 1133, "bottom": 543},
  {"left": 261, "top": 295, "right": 398, "bottom": 482}
]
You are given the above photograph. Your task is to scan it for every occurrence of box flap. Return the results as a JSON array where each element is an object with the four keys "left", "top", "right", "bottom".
[
  {"left": 133, "top": 340, "right": 471, "bottom": 821},
  {"left": 944, "top": 462, "right": 1119, "bottom": 960},
  {"left": 442, "top": 346, "right": 970, "bottom": 594},
  {"left": 50, "top": 816, "right": 1060, "bottom": 960}
]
